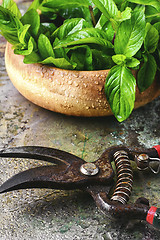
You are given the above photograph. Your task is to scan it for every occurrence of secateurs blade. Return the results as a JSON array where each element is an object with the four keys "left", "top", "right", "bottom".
[{"left": 0, "top": 145, "right": 160, "bottom": 229}]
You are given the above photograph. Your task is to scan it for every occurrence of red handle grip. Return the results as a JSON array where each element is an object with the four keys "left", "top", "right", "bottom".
[
  {"left": 146, "top": 206, "right": 160, "bottom": 229},
  {"left": 152, "top": 145, "right": 160, "bottom": 158}
]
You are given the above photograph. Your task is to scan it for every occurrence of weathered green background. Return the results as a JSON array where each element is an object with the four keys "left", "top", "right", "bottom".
[{"left": 0, "top": 2, "right": 160, "bottom": 239}]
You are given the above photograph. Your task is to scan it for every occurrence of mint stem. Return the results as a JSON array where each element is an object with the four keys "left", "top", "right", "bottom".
[{"left": 89, "top": 5, "right": 96, "bottom": 27}]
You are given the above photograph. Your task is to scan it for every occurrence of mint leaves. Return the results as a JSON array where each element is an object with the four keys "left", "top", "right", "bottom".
[
  {"left": 0, "top": 5, "right": 22, "bottom": 44},
  {"left": 114, "top": 6, "right": 145, "bottom": 57},
  {"left": 137, "top": 22, "right": 159, "bottom": 92},
  {"left": 105, "top": 65, "right": 136, "bottom": 122},
  {"left": 21, "top": 9, "right": 40, "bottom": 38},
  {"left": 92, "top": 0, "right": 118, "bottom": 20},
  {"left": 0, "top": 0, "right": 159, "bottom": 122},
  {"left": 105, "top": 6, "right": 145, "bottom": 121},
  {"left": 137, "top": 54, "right": 157, "bottom": 92}
]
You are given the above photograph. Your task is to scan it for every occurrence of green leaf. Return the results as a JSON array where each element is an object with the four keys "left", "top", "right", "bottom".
[
  {"left": 38, "top": 33, "right": 55, "bottom": 59},
  {"left": 70, "top": 51, "right": 84, "bottom": 70},
  {"left": 57, "top": 6, "right": 91, "bottom": 23},
  {"left": 112, "top": 54, "right": 126, "bottom": 65},
  {"left": 145, "top": 5, "right": 160, "bottom": 22},
  {"left": 23, "top": 51, "right": 42, "bottom": 63},
  {"left": 92, "top": 0, "right": 118, "bottom": 20},
  {"left": 92, "top": 49, "right": 113, "bottom": 69},
  {"left": 144, "top": 22, "right": 159, "bottom": 53},
  {"left": 27, "top": 0, "right": 43, "bottom": 11},
  {"left": 55, "top": 36, "right": 113, "bottom": 48},
  {"left": 39, "top": 22, "right": 57, "bottom": 36},
  {"left": 156, "top": 48, "right": 160, "bottom": 71},
  {"left": 0, "top": 6, "right": 22, "bottom": 44},
  {"left": 1, "top": 31, "right": 20, "bottom": 45},
  {"left": 105, "top": 65, "right": 136, "bottom": 122},
  {"left": 120, "top": 7, "right": 132, "bottom": 20},
  {"left": 2, "top": 0, "right": 21, "bottom": 18},
  {"left": 53, "top": 38, "right": 76, "bottom": 67},
  {"left": 95, "top": 6, "right": 131, "bottom": 34},
  {"left": 125, "top": 57, "right": 140, "bottom": 68},
  {"left": 18, "top": 24, "right": 31, "bottom": 45},
  {"left": 57, "top": 0, "right": 94, "bottom": 22},
  {"left": 137, "top": 53, "right": 157, "bottom": 92},
  {"left": 43, "top": 0, "right": 91, "bottom": 10},
  {"left": 114, "top": 0, "right": 124, "bottom": 4},
  {"left": 154, "top": 22, "right": 160, "bottom": 34},
  {"left": 114, "top": 6, "right": 145, "bottom": 57},
  {"left": 128, "top": 0, "right": 160, "bottom": 12},
  {"left": 95, "top": 14, "right": 108, "bottom": 29},
  {"left": 53, "top": 38, "right": 67, "bottom": 58},
  {"left": 41, "top": 57, "right": 75, "bottom": 69},
  {"left": 116, "top": 7, "right": 132, "bottom": 22},
  {"left": 67, "top": 45, "right": 93, "bottom": 70},
  {"left": 21, "top": 9, "right": 40, "bottom": 38},
  {"left": 52, "top": 18, "right": 91, "bottom": 40},
  {"left": 54, "top": 28, "right": 113, "bottom": 49},
  {"left": 14, "top": 36, "right": 36, "bottom": 55},
  {"left": 95, "top": 16, "right": 115, "bottom": 41}
]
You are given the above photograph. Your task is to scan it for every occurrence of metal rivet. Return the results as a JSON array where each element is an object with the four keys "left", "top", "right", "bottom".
[
  {"left": 136, "top": 153, "right": 149, "bottom": 171},
  {"left": 80, "top": 163, "right": 99, "bottom": 176},
  {"left": 137, "top": 154, "right": 149, "bottom": 162}
]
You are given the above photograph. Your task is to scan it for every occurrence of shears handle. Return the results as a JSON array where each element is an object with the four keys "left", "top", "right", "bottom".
[
  {"left": 146, "top": 145, "right": 160, "bottom": 229},
  {"left": 153, "top": 145, "right": 160, "bottom": 158},
  {"left": 146, "top": 206, "right": 160, "bottom": 229}
]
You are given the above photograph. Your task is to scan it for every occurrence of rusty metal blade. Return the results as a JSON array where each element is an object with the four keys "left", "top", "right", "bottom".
[
  {"left": 0, "top": 146, "right": 87, "bottom": 194},
  {"left": 0, "top": 146, "right": 115, "bottom": 195},
  {"left": 0, "top": 163, "right": 86, "bottom": 193},
  {"left": 0, "top": 146, "right": 84, "bottom": 165}
]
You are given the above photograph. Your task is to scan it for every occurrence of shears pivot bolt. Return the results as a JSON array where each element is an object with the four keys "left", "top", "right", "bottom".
[{"left": 80, "top": 162, "right": 99, "bottom": 176}]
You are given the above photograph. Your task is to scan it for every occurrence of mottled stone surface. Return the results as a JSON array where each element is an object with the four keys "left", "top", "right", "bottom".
[{"left": 0, "top": 2, "right": 160, "bottom": 239}]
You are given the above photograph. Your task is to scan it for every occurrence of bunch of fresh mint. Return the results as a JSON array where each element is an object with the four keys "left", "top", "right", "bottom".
[{"left": 0, "top": 0, "right": 159, "bottom": 121}]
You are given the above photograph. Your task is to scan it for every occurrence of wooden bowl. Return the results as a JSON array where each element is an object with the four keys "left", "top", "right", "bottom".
[{"left": 5, "top": 42, "right": 160, "bottom": 117}]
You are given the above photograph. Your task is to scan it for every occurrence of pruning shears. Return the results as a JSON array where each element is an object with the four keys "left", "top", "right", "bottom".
[{"left": 0, "top": 145, "right": 160, "bottom": 229}]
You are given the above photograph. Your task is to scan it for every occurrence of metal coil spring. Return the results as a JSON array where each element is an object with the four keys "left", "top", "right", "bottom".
[{"left": 110, "top": 150, "right": 133, "bottom": 204}]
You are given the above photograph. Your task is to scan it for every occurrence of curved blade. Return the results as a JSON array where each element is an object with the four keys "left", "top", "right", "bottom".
[
  {"left": 0, "top": 161, "right": 87, "bottom": 193},
  {"left": 0, "top": 146, "right": 86, "bottom": 193},
  {"left": 0, "top": 146, "right": 84, "bottom": 165},
  {"left": 0, "top": 163, "right": 84, "bottom": 193}
]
